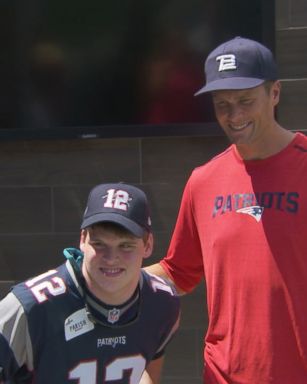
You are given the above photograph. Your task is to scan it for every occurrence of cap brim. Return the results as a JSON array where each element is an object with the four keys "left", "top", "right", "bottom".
[
  {"left": 194, "top": 77, "right": 265, "bottom": 96},
  {"left": 81, "top": 213, "right": 145, "bottom": 237}
]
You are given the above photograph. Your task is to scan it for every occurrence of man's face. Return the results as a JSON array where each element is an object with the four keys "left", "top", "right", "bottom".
[
  {"left": 212, "top": 82, "right": 280, "bottom": 149},
  {"left": 80, "top": 226, "right": 153, "bottom": 305}
]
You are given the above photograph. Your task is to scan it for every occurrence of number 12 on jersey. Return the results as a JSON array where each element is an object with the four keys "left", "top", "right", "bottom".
[{"left": 69, "top": 356, "right": 146, "bottom": 384}]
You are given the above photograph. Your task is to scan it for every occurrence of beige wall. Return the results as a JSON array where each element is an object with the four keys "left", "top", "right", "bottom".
[{"left": 1, "top": 2, "right": 306, "bottom": 382}]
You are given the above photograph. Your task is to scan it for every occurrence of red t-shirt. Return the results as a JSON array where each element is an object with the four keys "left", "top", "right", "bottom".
[{"left": 161, "top": 132, "right": 307, "bottom": 383}]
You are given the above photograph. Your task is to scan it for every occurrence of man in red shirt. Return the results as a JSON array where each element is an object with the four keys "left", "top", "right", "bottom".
[{"left": 146, "top": 36, "right": 307, "bottom": 383}]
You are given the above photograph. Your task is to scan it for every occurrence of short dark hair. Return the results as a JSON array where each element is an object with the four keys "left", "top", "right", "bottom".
[{"left": 263, "top": 80, "right": 275, "bottom": 94}]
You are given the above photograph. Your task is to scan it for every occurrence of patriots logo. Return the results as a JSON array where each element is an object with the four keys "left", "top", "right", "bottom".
[{"left": 236, "top": 206, "right": 264, "bottom": 222}]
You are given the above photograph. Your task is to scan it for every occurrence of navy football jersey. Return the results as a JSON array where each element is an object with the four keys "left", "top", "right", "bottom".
[{"left": 0, "top": 249, "right": 180, "bottom": 384}]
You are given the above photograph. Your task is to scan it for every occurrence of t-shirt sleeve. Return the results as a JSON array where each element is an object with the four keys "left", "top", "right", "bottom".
[
  {"left": 144, "top": 272, "right": 181, "bottom": 360},
  {"left": 160, "top": 174, "right": 204, "bottom": 292}
]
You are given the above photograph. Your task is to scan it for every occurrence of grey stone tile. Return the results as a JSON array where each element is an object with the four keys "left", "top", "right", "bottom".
[
  {"left": 180, "top": 283, "right": 208, "bottom": 329},
  {"left": 53, "top": 186, "right": 89, "bottom": 232},
  {"left": 141, "top": 136, "right": 228, "bottom": 185},
  {"left": 0, "top": 233, "right": 79, "bottom": 281},
  {"left": 275, "top": 0, "right": 290, "bottom": 29},
  {"left": 289, "top": 0, "right": 307, "bottom": 26},
  {"left": 0, "top": 187, "right": 51, "bottom": 233},
  {"left": 162, "top": 328, "right": 203, "bottom": 381},
  {"left": 278, "top": 80, "right": 307, "bottom": 132},
  {"left": 0, "top": 138, "right": 140, "bottom": 186},
  {"left": 276, "top": 29, "right": 307, "bottom": 78}
]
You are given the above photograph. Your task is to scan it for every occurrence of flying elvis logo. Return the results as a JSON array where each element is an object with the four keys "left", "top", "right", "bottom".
[
  {"left": 237, "top": 206, "right": 264, "bottom": 222},
  {"left": 212, "top": 191, "right": 299, "bottom": 221}
]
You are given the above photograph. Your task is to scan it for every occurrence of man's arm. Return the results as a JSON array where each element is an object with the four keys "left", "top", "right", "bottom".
[
  {"left": 144, "top": 263, "right": 168, "bottom": 279},
  {"left": 144, "top": 263, "right": 186, "bottom": 295},
  {"left": 139, "top": 356, "right": 164, "bottom": 384}
]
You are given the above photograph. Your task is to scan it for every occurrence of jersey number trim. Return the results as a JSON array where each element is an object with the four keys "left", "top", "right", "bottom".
[
  {"left": 69, "top": 356, "right": 146, "bottom": 384},
  {"left": 25, "top": 270, "right": 66, "bottom": 303}
]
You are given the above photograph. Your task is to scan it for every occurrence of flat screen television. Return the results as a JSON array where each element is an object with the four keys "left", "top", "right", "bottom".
[{"left": 0, "top": 0, "right": 274, "bottom": 140}]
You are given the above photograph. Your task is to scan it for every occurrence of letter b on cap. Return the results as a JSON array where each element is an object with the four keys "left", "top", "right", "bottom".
[{"left": 216, "top": 54, "right": 237, "bottom": 72}]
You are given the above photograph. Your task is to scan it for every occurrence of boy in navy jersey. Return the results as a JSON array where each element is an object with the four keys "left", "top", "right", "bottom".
[{"left": 0, "top": 183, "right": 180, "bottom": 384}]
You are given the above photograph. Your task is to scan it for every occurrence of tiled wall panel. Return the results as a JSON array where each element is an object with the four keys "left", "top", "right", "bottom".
[
  {"left": 278, "top": 79, "right": 307, "bottom": 131},
  {"left": 276, "top": 29, "right": 307, "bottom": 79}
]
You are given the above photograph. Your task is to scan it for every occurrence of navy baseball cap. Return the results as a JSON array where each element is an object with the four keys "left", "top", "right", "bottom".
[
  {"left": 81, "top": 183, "right": 152, "bottom": 237},
  {"left": 195, "top": 36, "right": 278, "bottom": 95}
]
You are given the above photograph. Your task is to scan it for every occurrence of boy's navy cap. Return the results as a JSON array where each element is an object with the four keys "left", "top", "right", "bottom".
[
  {"left": 81, "top": 183, "right": 152, "bottom": 237},
  {"left": 195, "top": 36, "right": 278, "bottom": 95}
]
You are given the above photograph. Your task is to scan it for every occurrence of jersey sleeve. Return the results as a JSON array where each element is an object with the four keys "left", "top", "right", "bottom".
[
  {"left": 153, "top": 309, "right": 180, "bottom": 360},
  {"left": 160, "top": 174, "right": 204, "bottom": 292},
  {"left": 0, "top": 292, "right": 33, "bottom": 382},
  {"left": 144, "top": 273, "right": 181, "bottom": 360}
]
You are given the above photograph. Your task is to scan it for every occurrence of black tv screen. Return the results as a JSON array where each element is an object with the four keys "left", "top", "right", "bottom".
[{"left": 0, "top": 0, "right": 274, "bottom": 139}]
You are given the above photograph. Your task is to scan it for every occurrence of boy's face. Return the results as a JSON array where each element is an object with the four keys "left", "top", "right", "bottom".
[{"left": 80, "top": 225, "right": 153, "bottom": 305}]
